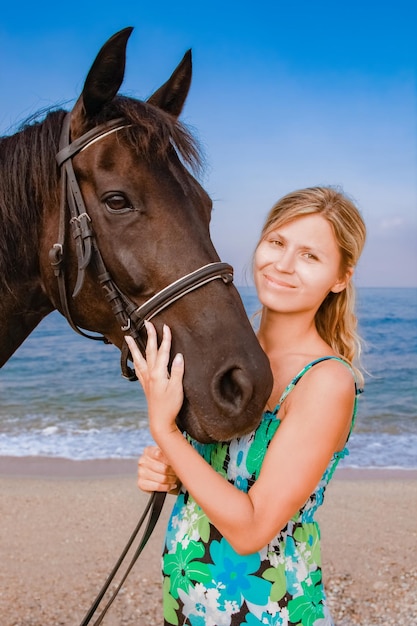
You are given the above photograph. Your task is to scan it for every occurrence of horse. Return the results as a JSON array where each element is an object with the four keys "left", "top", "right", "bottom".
[{"left": 0, "top": 27, "right": 272, "bottom": 444}]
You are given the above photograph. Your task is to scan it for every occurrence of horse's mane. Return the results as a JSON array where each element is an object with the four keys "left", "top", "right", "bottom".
[
  {"left": 0, "top": 97, "right": 203, "bottom": 279},
  {"left": 0, "top": 109, "right": 64, "bottom": 280}
]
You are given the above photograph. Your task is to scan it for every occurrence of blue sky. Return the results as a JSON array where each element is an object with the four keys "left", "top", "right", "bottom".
[{"left": 1, "top": 1, "right": 416, "bottom": 286}]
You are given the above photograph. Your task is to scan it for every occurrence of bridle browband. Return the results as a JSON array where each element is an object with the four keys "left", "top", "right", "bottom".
[
  {"left": 49, "top": 113, "right": 235, "bottom": 625},
  {"left": 49, "top": 112, "right": 234, "bottom": 380}
]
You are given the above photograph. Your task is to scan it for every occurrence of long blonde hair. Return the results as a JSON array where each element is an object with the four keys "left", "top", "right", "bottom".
[{"left": 258, "top": 186, "right": 366, "bottom": 384}]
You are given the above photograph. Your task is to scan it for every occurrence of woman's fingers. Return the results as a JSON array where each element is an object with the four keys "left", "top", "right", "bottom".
[
  {"left": 125, "top": 322, "right": 179, "bottom": 382},
  {"left": 170, "top": 352, "right": 185, "bottom": 383},
  {"left": 139, "top": 446, "right": 175, "bottom": 474},
  {"left": 143, "top": 320, "right": 159, "bottom": 369},
  {"left": 146, "top": 322, "right": 173, "bottom": 378},
  {"left": 138, "top": 446, "right": 178, "bottom": 492},
  {"left": 138, "top": 477, "right": 178, "bottom": 493},
  {"left": 124, "top": 335, "right": 147, "bottom": 382},
  {"left": 124, "top": 322, "right": 162, "bottom": 381},
  {"left": 124, "top": 334, "right": 143, "bottom": 363}
]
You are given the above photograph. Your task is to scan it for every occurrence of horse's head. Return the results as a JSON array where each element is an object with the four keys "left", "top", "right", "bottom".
[{"left": 40, "top": 27, "right": 272, "bottom": 443}]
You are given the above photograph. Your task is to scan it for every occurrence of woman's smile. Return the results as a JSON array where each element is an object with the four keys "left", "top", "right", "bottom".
[{"left": 262, "top": 273, "right": 297, "bottom": 290}]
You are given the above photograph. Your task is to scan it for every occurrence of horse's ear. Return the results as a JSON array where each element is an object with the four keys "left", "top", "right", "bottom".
[
  {"left": 147, "top": 49, "right": 192, "bottom": 118},
  {"left": 71, "top": 27, "right": 133, "bottom": 136}
]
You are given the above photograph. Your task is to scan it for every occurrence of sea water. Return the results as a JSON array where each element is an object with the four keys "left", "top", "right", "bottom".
[{"left": 1, "top": 288, "right": 416, "bottom": 468}]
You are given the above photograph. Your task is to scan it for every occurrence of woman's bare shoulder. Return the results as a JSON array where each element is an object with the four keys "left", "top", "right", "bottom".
[{"left": 283, "top": 356, "right": 355, "bottom": 417}]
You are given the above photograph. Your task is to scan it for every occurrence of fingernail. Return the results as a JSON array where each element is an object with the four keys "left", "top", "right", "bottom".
[{"left": 173, "top": 353, "right": 183, "bottom": 366}]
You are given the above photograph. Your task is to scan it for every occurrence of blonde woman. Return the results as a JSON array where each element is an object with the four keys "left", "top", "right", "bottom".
[{"left": 126, "top": 186, "right": 366, "bottom": 626}]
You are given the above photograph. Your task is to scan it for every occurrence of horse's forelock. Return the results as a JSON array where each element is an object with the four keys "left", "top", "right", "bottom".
[{"left": 103, "top": 97, "right": 204, "bottom": 176}]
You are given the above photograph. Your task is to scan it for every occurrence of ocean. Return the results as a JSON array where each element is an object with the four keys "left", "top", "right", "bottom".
[{"left": 1, "top": 287, "right": 416, "bottom": 469}]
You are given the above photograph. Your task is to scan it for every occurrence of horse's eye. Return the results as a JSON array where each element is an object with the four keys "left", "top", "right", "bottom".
[{"left": 103, "top": 193, "right": 133, "bottom": 213}]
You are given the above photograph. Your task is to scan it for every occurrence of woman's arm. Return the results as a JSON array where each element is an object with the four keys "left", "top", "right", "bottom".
[{"left": 125, "top": 326, "right": 354, "bottom": 555}]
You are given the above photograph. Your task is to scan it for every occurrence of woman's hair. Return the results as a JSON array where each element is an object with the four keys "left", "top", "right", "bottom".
[{"left": 258, "top": 186, "right": 366, "bottom": 384}]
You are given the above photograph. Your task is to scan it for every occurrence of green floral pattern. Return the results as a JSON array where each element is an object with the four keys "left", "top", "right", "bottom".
[{"left": 162, "top": 357, "right": 359, "bottom": 625}]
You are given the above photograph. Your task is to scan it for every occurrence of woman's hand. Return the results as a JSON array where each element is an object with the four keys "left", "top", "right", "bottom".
[
  {"left": 138, "top": 446, "right": 180, "bottom": 493},
  {"left": 125, "top": 322, "right": 185, "bottom": 442}
]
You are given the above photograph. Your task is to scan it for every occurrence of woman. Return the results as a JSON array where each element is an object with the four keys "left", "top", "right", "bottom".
[{"left": 126, "top": 186, "right": 366, "bottom": 625}]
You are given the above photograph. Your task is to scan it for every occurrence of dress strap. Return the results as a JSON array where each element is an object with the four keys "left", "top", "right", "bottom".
[{"left": 275, "top": 356, "right": 361, "bottom": 415}]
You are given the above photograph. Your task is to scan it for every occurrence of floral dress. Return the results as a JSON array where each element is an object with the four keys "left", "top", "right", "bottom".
[{"left": 162, "top": 357, "right": 360, "bottom": 626}]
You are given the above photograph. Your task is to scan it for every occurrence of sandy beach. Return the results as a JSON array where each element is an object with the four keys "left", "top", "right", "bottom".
[{"left": 0, "top": 457, "right": 416, "bottom": 626}]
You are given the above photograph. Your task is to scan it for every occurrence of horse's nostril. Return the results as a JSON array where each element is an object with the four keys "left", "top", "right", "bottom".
[{"left": 214, "top": 367, "right": 253, "bottom": 414}]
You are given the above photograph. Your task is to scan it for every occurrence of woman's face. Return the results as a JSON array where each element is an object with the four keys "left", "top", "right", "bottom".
[{"left": 254, "top": 213, "right": 350, "bottom": 315}]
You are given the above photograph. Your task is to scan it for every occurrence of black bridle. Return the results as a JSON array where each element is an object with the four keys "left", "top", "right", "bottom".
[
  {"left": 49, "top": 113, "right": 235, "bottom": 624},
  {"left": 50, "top": 112, "right": 234, "bottom": 379}
]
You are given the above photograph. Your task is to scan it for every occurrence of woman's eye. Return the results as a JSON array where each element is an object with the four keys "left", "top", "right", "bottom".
[{"left": 104, "top": 193, "right": 133, "bottom": 213}]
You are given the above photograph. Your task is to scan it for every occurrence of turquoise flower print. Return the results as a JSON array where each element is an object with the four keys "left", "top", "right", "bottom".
[
  {"left": 300, "top": 484, "right": 325, "bottom": 523},
  {"left": 235, "top": 474, "right": 249, "bottom": 492},
  {"left": 163, "top": 540, "right": 212, "bottom": 599},
  {"left": 162, "top": 576, "right": 180, "bottom": 625},
  {"left": 293, "top": 524, "right": 322, "bottom": 568},
  {"left": 242, "top": 611, "right": 284, "bottom": 625},
  {"left": 246, "top": 418, "right": 280, "bottom": 479},
  {"left": 220, "top": 557, "right": 250, "bottom": 596},
  {"left": 166, "top": 494, "right": 211, "bottom": 548},
  {"left": 179, "top": 582, "right": 240, "bottom": 626},
  {"left": 165, "top": 494, "right": 186, "bottom": 551},
  {"left": 209, "top": 538, "right": 271, "bottom": 606},
  {"left": 188, "top": 616, "right": 206, "bottom": 626},
  {"left": 287, "top": 570, "right": 325, "bottom": 626},
  {"left": 227, "top": 436, "right": 251, "bottom": 487},
  {"left": 181, "top": 497, "right": 211, "bottom": 545},
  {"left": 189, "top": 438, "right": 215, "bottom": 464},
  {"left": 283, "top": 536, "right": 303, "bottom": 597}
]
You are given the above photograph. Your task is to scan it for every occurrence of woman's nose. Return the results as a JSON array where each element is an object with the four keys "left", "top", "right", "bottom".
[{"left": 274, "top": 248, "right": 295, "bottom": 272}]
